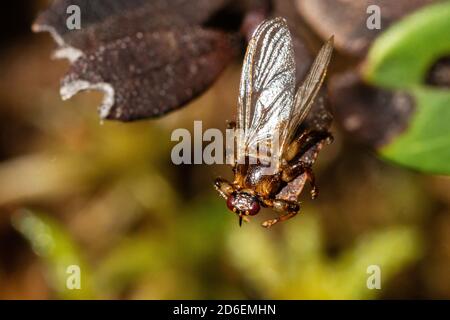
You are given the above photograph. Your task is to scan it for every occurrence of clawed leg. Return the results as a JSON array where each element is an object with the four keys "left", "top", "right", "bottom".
[
  {"left": 281, "top": 130, "right": 332, "bottom": 200},
  {"left": 281, "top": 161, "right": 318, "bottom": 199},
  {"left": 284, "top": 130, "right": 333, "bottom": 162},
  {"left": 304, "top": 167, "right": 318, "bottom": 199},
  {"left": 214, "top": 178, "right": 234, "bottom": 199},
  {"left": 261, "top": 199, "right": 300, "bottom": 228}
]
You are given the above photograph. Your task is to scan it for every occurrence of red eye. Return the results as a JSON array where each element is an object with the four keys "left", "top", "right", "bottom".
[
  {"left": 226, "top": 193, "right": 260, "bottom": 216},
  {"left": 248, "top": 201, "right": 260, "bottom": 216}
]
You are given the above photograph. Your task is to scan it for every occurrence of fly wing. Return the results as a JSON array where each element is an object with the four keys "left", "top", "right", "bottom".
[
  {"left": 237, "top": 18, "right": 296, "bottom": 166},
  {"left": 284, "top": 37, "right": 334, "bottom": 148}
]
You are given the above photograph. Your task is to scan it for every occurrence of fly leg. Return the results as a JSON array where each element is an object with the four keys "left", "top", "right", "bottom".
[
  {"left": 214, "top": 178, "right": 235, "bottom": 199},
  {"left": 282, "top": 162, "right": 318, "bottom": 199},
  {"left": 284, "top": 130, "right": 333, "bottom": 162},
  {"left": 282, "top": 130, "right": 332, "bottom": 199},
  {"left": 261, "top": 198, "right": 300, "bottom": 228}
]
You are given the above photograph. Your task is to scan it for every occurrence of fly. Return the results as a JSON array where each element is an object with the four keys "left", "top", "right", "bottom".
[{"left": 214, "top": 17, "right": 334, "bottom": 228}]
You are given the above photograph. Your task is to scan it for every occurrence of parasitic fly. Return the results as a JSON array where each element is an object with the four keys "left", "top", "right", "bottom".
[{"left": 214, "top": 17, "right": 334, "bottom": 228}]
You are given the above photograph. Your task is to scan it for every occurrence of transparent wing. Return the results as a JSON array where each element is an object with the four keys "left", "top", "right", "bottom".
[
  {"left": 237, "top": 18, "right": 296, "bottom": 165},
  {"left": 284, "top": 37, "right": 334, "bottom": 148}
]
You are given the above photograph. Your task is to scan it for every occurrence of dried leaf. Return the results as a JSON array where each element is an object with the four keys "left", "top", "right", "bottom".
[
  {"left": 296, "top": 0, "right": 438, "bottom": 57},
  {"left": 329, "top": 72, "right": 415, "bottom": 148},
  {"left": 34, "top": 0, "right": 230, "bottom": 51},
  {"left": 33, "top": 0, "right": 237, "bottom": 121},
  {"left": 425, "top": 57, "right": 450, "bottom": 88},
  {"left": 61, "top": 27, "right": 236, "bottom": 120}
]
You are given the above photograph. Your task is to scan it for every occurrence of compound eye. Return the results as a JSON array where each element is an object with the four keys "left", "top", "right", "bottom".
[
  {"left": 248, "top": 200, "right": 260, "bottom": 216},
  {"left": 226, "top": 194, "right": 237, "bottom": 213}
]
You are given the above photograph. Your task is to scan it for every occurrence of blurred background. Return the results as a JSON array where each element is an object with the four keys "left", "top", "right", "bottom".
[{"left": 0, "top": 0, "right": 449, "bottom": 299}]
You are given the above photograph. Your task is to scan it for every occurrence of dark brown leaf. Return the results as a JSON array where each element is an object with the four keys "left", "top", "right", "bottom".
[
  {"left": 34, "top": 0, "right": 230, "bottom": 50},
  {"left": 296, "top": 0, "right": 438, "bottom": 57},
  {"left": 61, "top": 27, "right": 237, "bottom": 121},
  {"left": 33, "top": 0, "right": 237, "bottom": 121},
  {"left": 426, "top": 56, "right": 450, "bottom": 88},
  {"left": 329, "top": 71, "right": 415, "bottom": 148}
]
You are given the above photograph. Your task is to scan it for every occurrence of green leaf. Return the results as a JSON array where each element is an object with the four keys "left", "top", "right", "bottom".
[
  {"left": 381, "top": 88, "right": 450, "bottom": 174},
  {"left": 12, "top": 210, "right": 96, "bottom": 299},
  {"left": 363, "top": 1, "right": 450, "bottom": 174}
]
